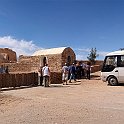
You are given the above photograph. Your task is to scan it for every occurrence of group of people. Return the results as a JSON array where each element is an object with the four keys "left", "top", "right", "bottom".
[
  {"left": 0, "top": 62, "right": 91, "bottom": 87},
  {"left": 62, "top": 62, "right": 91, "bottom": 85},
  {"left": 38, "top": 61, "right": 91, "bottom": 87}
]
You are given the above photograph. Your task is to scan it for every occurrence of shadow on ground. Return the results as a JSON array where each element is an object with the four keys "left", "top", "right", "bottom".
[
  {"left": 91, "top": 75, "right": 101, "bottom": 80},
  {"left": 49, "top": 84, "right": 70, "bottom": 88},
  {"left": 0, "top": 85, "right": 36, "bottom": 91}
]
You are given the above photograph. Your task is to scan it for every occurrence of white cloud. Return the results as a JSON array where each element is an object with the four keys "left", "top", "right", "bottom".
[
  {"left": 0, "top": 36, "right": 40, "bottom": 57},
  {"left": 76, "top": 54, "right": 88, "bottom": 60},
  {"left": 98, "top": 51, "right": 109, "bottom": 57},
  {"left": 77, "top": 48, "right": 91, "bottom": 52}
]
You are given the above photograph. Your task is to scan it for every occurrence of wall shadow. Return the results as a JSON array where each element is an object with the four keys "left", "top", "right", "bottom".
[{"left": 1, "top": 85, "right": 37, "bottom": 91}]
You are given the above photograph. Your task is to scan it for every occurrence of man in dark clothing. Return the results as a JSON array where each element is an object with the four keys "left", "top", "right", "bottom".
[
  {"left": 76, "top": 63, "right": 82, "bottom": 79},
  {"left": 69, "top": 63, "right": 76, "bottom": 83},
  {"left": 38, "top": 66, "right": 43, "bottom": 86},
  {"left": 86, "top": 62, "right": 91, "bottom": 80}
]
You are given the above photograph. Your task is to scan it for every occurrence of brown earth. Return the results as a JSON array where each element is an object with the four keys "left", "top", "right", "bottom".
[{"left": 0, "top": 72, "right": 124, "bottom": 124}]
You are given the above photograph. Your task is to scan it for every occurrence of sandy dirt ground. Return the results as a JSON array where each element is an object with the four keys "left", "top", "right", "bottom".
[{"left": 0, "top": 72, "right": 124, "bottom": 124}]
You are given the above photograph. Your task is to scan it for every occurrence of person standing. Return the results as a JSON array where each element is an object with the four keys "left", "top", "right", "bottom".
[
  {"left": 42, "top": 64, "right": 50, "bottom": 87},
  {"left": 0, "top": 65, "right": 5, "bottom": 73},
  {"left": 69, "top": 63, "right": 76, "bottom": 83},
  {"left": 76, "top": 62, "right": 82, "bottom": 80},
  {"left": 81, "top": 62, "right": 85, "bottom": 78},
  {"left": 62, "top": 63, "right": 69, "bottom": 85},
  {"left": 86, "top": 62, "right": 91, "bottom": 80},
  {"left": 38, "top": 66, "right": 43, "bottom": 86}
]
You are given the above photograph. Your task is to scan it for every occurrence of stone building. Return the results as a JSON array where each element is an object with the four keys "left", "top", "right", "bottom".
[
  {"left": 32, "top": 47, "right": 76, "bottom": 72},
  {"left": 31, "top": 47, "right": 76, "bottom": 83},
  {"left": 7, "top": 47, "right": 75, "bottom": 72},
  {"left": 0, "top": 48, "right": 17, "bottom": 64},
  {"left": 4, "top": 47, "right": 76, "bottom": 84}
]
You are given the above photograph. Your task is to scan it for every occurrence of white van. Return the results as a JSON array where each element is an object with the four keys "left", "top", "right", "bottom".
[{"left": 101, "top": 50, "right": 124, "bottom": 86}]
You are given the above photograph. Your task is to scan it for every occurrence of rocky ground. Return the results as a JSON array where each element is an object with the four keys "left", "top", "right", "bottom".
[{"left": 0, "top": 72, "right": 124, "bottom": 124}]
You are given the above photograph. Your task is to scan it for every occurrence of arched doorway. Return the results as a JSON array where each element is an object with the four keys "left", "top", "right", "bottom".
[{"left": 43, "top": 56, "right": 48, "bottom": 66}]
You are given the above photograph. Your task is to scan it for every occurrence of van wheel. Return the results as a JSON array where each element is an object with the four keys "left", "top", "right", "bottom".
[{"left": 108, "top": 76, "right": 118, "bottom": 86}]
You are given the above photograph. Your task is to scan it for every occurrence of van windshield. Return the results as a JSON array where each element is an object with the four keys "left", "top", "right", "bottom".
[
  {"left": 105, "top": 56, "right": 117, "bottom": 66},
  {"left": 102, "top": 56, "right": 117, "bottom": 72}
]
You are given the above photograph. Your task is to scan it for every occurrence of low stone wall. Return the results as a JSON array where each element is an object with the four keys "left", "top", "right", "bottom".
[
  {"left": 0, "top": 66, "right": 101, "bottom": 88},
  {"left": 77, "top": 60, "right": 103, "bottom": 65},
  {"left": 0, "top": 73, "right": 38, "bottom": 88},
  {"left": 91, "top": 65, "right": 101, "bottom": 73},
  {"left": 0, "top": 72, "right": 63, "bottom": 88}
]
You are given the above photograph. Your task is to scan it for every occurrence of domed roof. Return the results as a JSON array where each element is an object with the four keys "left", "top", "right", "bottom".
[{"left": 32, "top": 47, "right": 67, "bottom": 56}]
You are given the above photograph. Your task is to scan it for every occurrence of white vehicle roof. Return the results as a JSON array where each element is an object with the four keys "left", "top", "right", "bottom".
[{"left": 107, "top": 50, "right": 124, "bottom": 56}]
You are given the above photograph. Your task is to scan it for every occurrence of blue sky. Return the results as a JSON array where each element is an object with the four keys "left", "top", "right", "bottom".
[{"left": 0, "top": 0, "right": 124, "bottom": 60}]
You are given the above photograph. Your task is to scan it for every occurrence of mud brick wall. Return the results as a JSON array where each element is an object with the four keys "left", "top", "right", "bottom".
[
  {"left": 77, "top": 60, "right": 103, "bottom": 66},
  {"left": 50, "top": 72, "right": 62, "bottom": 84},
  {"left": 0, "top": 73, "right": 38, "bottom": 88},
  {"left": 1, "top": 47, "right": 76, "bottom": 84},
  {"left": 0, "top": 48, "right": 17, "bottom": 63},
  {"left": 18, "top": 55, "right": 41, "bottom": 72},
  {"left": 91, "top": 65, "right": 101, "bottom": 73},
  {"left": 4, "top": 63, "right": 35, "bottom": 73},
  {"left": 46, "top": 54, "right": 62, "bottom": 72},
  {"left": 94, "top": 60, "right": 103, "bottom": 66},
  {"left": 18, "top": 54, "right": 73, "bottom": 84},
  {"left": 4, "top": 56, "right": 41, "bottom": 73},
  {"left": 18, "top": 54, "right": 63, "bottom": 73},
  {"left": 3, "top": 55, "right": 62, "bottom": 84},
  {"left": 62, "top": 47, "right": 76, "bottom": 66},
  {"left": 4, "top": 55, "right": 63, "bottom": 84},
  {"left": 18, "top": 55, "right": 63, "bottom": 73}
]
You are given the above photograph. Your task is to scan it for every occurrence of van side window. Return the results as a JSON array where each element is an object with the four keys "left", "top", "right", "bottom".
[{"left": 118, "top": 55, "right": 124, "bottom": 67}]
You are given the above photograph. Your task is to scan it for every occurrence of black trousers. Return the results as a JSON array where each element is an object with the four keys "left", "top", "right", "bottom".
[{"left": 86, "top": 70, "right": 90, "bottom": 80}]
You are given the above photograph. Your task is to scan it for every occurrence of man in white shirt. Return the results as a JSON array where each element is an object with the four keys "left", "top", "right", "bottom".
[
  {"left": 62, "top": 63, "right": 69, "bottom": 85},
  {"left": 42, "top": 64, "right": 50, "bottom": 87}
]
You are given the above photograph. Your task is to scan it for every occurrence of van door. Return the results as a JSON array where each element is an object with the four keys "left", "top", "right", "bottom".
[
  {"left": 111, "top": 67, "right": 119, "bottom": 80},
  {"left": 118, "top": 67, "right": 124, "bottom": 83},
  {"left": 118, "top": 55, "right": 124, "bottom": 83}
]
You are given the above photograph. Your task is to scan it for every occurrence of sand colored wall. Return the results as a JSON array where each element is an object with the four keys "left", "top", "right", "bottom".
[{"left": 0, "top": 48, "right": 17, "bottom": 64}]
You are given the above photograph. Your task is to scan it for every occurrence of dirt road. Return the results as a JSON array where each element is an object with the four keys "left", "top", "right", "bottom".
[{"left": 1, "top": 74, "right": 124, "bottom": 124}]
